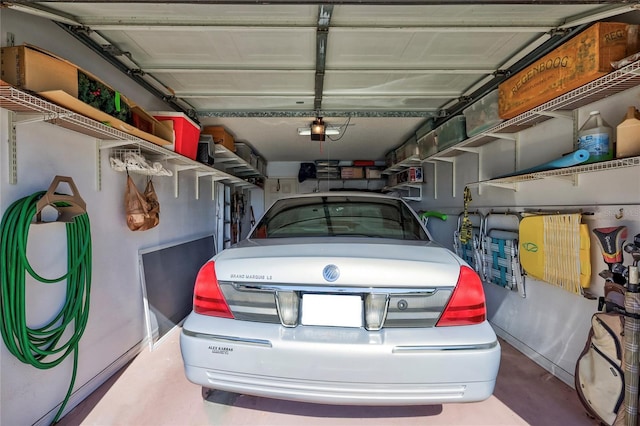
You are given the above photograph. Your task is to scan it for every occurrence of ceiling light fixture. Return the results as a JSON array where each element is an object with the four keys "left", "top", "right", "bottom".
[
  {"left": 311, "top": 118, "right": 325, "bottom": 141},
  {"left": 297, "top": 127, "right": 341, "bottom": 136},
  {"left": 297, "top": 117, "right": 341, "bottom": 139}
]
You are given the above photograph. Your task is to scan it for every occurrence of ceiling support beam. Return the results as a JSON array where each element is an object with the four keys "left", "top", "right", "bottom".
[
  {"left": 198, "top": 110, "right": 433, "bottom": 118},
  {"left": 144, "top": 67, "right": 495, "bottom": 74},
  {"left": 314, "top": 4, "right": 333, "bottom": 112},
  {"left": 12, "top": 1, "right": 632, "bottom": 5}
]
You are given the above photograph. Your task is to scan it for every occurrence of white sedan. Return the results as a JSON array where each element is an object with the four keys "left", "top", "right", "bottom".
[{"left": 180, "top": 192, "right": 500, "bottom": 405}]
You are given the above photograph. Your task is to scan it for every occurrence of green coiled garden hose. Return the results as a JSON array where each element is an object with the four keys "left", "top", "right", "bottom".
[{"left": 0, "top": 191, "right": 92, "bottom": 424}]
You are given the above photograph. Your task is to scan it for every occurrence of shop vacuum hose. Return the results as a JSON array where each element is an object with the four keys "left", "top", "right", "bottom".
[{"left": 0, "top": 190, "right": 92, "bottom": 424}]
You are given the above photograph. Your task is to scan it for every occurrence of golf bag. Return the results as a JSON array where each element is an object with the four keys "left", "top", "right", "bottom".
[{"left": 575, "top": 312, "right": 627, "bottom": 426}]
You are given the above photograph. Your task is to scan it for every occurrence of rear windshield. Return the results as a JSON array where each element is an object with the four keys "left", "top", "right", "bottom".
[{"left": 250, "top": 195, "right": 429, "bottom": 240}]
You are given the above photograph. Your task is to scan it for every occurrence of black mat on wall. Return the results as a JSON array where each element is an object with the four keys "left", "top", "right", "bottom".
[{"left": 139, "top": 235, "right": 214, "bottom": 348}]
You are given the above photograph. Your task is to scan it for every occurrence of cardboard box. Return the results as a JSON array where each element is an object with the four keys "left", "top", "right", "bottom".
[
  {"left": 134, "top": 107, "right": 174, "bottom": 143},
  {"left": 616, "top": 106, "right": 640, "bottom": 158},
  {"left": 385, "top": 150, "right": 396, "bottom": 168},
  {"left": 201, "top": 126, "right": 235, "bottom": 152},
  {"left": 1, "top": 44, "right": 173, "bottom": 146},
  {"left": 340, "top": 167, "right": 364, "bottom": 179},
  {"left": 38, "top": 90, "right": 172, "bottom": 146},
  {"left": 1, "top": 44, "right": 78, "bottom": 96},
  {"left": 499, "top": 22, "right": 638, "bottom": 119},
  {"left": 365, "top": 167, "right": 383, "bottom": 179},
  {"left": 394, "top": 136, "right": 419, "bottom": 163},
  {"left": 151, "top": 111, "right": 201, "bottom": 160}
]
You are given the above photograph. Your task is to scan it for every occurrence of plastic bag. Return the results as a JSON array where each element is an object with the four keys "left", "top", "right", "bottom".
[
  {"left": 143, "top": 179, "right": 160, "bottom": 229},
  {"left": 125, "top": 175, "right": 159, "bottom": 231}
]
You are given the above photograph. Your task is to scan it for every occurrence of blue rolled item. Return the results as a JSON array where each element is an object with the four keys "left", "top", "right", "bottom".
[{"left": 496, "top": 149, "right": 590, "bottom": 178}]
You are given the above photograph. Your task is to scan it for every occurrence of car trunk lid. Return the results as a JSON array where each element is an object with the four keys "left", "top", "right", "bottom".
[{"left": 213, "top": 238, "right": 461, "bottom": 288}]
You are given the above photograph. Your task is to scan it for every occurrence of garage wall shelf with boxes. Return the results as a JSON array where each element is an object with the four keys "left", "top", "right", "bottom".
[
  {"left": 0, "top": 43, "right": 264, "bottom": 197},
  {"left": 411, "top": 57, "right": 640, "bottom": 198},
  {"left": 207, "top": 138, "right": 268, "bottom": 188},
  {"left": 199, "top": 125, "right": 268, "bottom": 191},
  {"left": 0, "top": 86, "right": 260, "bottom": 198},
  {"left": 298, "top": 160, "right": 387, "bottom": 192},
  {"left": 382, "top": 136, "right": 424, "bottom": 201},
  {"left": 401, "top": 21, "right": 640, "bottom": 199}
]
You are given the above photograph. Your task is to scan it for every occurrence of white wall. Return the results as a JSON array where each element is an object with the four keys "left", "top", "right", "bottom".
[{"left": 0, "top": 10, "right": 221, "bottom": 425}]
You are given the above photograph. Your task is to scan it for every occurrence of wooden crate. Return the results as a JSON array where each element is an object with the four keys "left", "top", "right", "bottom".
[
  {"left": 201, "top": 126, "right": 235, "bottom": 152},
  {"left": 498, "top": 22, "right": 638, "bottom": 119}
]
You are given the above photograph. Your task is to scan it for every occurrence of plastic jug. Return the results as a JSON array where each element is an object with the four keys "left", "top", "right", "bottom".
[
  {"left": 616, "top": 106, "right": 640, "bottom": 158},
  {"left": 577, "top": 111, "right": 613, "bottom": 163}
]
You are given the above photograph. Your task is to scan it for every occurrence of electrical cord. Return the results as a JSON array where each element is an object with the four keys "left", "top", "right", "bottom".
[{"left": 0, "top": 191, "right": 92, "bottom": 424}]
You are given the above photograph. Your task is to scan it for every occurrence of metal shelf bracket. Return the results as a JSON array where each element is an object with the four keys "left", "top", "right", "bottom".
[
  {"left": 430, "top": 157, "right": 457, "bottom": 198},
  {"left": 455, "top": 147, "right": 482, "bottom": 194},
  {"left": 95, "top": 139, "right": 102, "bottom": 191},
  {"left": 173, "top": 165, "right": 199, "bottom": 198},
  {"left": 485, "top": 132, "right": 517, "bottom": 141},
  {"left": 15, "top": 112, "right": 75, "bottom": 126},
  {"left": 195, "top": 171, "right": 217, "bottom": 200},
  {"left": 478, "top": 181, "right": 519, "bottom": 191},
  {"left": 100, "top": 140, "right": 141, "bottom": 150},
  {"left": 536, "top": 110, "right": 574, "bottom": 120},
  {"left": 423, "top": 160, "right": 437, "bottom": 200},
  {"left": 546, "top": 173, "right": 579, "bottom": 186},
  {"left": 8, "top": 111, "right": 17, "bottom": 184}
]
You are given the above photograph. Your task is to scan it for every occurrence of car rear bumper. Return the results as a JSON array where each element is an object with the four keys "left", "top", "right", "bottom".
[{"left": 180, "top": 313, "right": 501, "bottom": 405}]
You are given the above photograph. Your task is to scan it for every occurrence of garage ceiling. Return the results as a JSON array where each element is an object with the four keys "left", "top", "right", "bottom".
[{"left": 7, "top": 1, "right": 640, "bottom": 163}]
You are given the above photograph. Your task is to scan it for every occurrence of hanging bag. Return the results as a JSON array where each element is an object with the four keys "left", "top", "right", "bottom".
[
  {"left": 125, "top": 175, "right": 159, "bottom": 231},
  {"left": 143, "top": 178, "right": 160, "bottom": 229}
]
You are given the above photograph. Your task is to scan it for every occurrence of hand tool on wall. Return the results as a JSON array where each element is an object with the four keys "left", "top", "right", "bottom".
[{"left": 418, "top": 210, "right": 447, "bottom": 243}]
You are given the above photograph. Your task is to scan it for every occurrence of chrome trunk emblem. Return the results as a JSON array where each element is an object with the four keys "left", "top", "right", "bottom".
[{"left": 322, "top": 264, "right": 340, "bottom": 282}]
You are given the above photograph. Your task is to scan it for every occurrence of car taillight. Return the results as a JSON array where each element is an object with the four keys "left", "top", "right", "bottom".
[
  {"left": 193, "top": 261, "right": 234, "bottom": 318},
  {"left": 436, "top": 266, "right": 486, "bottom": 327}
]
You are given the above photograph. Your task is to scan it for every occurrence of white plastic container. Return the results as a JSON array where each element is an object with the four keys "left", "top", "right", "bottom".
[
  {"left": 616, "top": 106, "right": 640, "bottom": 158},
  {"left": 577, "top": 111, "right": 613, "bottom": 163}
]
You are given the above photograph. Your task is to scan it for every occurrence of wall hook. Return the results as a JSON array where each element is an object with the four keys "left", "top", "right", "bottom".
[{"left": 35, "top": 176, "right": 86, "bottom": 223}]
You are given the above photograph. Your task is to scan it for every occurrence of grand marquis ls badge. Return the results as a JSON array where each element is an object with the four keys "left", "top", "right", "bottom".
[{"left": 322, "top": 264, "right": 340, "bottom": 282}]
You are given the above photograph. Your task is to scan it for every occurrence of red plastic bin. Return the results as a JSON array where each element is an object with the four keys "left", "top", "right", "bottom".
[{"left": 151, "top": 112, "right": 201, "bottom": 160}]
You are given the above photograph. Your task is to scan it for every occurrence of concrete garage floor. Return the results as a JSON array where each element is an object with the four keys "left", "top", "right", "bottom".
[{"left": 58, "top": 328, "right": 598, "bottom": 426}]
